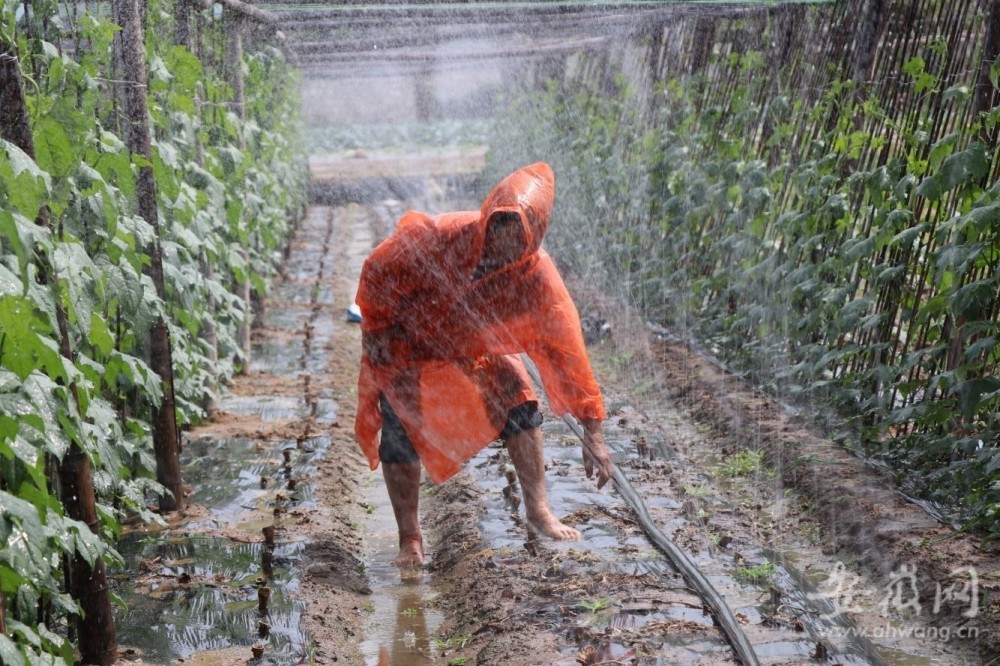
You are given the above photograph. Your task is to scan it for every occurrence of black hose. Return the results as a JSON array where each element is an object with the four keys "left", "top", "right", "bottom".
[{"left": 521, "top": 357, "right": 761, "bottom": 666}]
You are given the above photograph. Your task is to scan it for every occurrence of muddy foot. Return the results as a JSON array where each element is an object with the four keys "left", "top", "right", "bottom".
[
  {"left": 393, "top": 536, "right": 425, "bottom": 568},
  {"left": 527, "top": 513, "right": 581, "bottom": 541}
]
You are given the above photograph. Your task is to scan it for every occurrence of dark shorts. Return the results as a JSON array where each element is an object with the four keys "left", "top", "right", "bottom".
[{"left": 378, "top": 394, "right": 543, "bottom": 464}]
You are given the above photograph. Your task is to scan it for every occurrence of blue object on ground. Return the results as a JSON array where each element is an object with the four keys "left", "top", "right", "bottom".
[{"left": 346, "top": 303, "right": 362, "bottom": 323}]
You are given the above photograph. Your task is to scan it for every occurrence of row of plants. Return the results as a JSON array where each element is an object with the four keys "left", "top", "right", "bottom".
[
  {"left": 484, "top": 37, "right": 999, "bottom": 538},
  {"left": 1, "top": 0, "right": 306, "bottom": 661},
  {"left": 306, "top": 119, "right": 491, "bottom": 155}
]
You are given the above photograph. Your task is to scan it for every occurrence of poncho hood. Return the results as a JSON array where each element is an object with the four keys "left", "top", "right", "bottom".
[{"left": 478, "top": 162, "right": 555, "bottom": 261}]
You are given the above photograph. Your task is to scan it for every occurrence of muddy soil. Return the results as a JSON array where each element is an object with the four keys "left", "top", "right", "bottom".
[{"left": 117, "top": 151, "right": 997, "bottom": 666}]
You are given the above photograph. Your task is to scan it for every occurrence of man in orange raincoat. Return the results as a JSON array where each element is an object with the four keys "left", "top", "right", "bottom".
[{"left": 355, "top": 162, "right": 613, "bottom": 567}]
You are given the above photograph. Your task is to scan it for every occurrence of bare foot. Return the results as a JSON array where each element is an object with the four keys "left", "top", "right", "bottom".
[
  {"left": 526, "top": 511, "right": 581, "bottom": 541},
  {"left": 392, "top": 535, "right": 425, "bottom": 568}
]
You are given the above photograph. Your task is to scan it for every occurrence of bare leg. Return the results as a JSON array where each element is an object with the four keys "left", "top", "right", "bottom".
[
  {"left": 505, "top": 428, "right": 580, "bottom": 541},
  {"left": 382, "top": 461, "right": 425, "bottom": 567}
]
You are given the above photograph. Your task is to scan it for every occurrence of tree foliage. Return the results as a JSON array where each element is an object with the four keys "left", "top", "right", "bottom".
[{"left": 0, "top": 0, "right": 306, "bottom": 660}]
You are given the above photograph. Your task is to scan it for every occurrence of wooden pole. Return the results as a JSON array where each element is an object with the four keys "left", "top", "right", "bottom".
[
  {"left": 223, "top": 8, "right": 255, "bottom": 371},
  {"left": 176, "top": 9, "right": 219, "bottom": 413},
  {"left": 853, "top": 0, "right": 886, "bottom": 87},
  {"left": 59, "top": 451, "right": 117, "bottom": 665},
  {"left": 175, "top": 0, "right": 194, "bottom": 51},
  {"left": 225, "top": 10, "right": 246, "bottom": 120},
  {"left": 1, "top": 37, "right": 118, "bottom": 666},
  {"left": 0, "top": 48, "right": 32, "bottom": 148},
  {"left": 112, "top": 0, "right": 185, "bottom": 512}
]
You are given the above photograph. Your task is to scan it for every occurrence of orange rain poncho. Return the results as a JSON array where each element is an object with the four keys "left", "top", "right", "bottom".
[{"left": 354, "top": 162, "right": 605, "bottom": 483}]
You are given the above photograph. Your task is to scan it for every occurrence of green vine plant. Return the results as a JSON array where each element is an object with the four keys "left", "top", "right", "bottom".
[
  {"left": 0, "top": 0, "right": 306, "bottom": 662},
  {"left": 484, "top": 23, "right": 999, "bottom": 542}
]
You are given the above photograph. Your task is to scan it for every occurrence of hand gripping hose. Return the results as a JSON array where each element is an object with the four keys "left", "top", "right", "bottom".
[{"left": 522, "top": 356, "right": 761, "bottom": 666}]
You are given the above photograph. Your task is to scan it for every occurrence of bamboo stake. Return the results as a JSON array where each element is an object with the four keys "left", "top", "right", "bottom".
[
  {"left": 1, "top": 36, "right": 118, "bottom": 666},
  {"left": 112, "top": 0, "right": 184, "bottom": 512},
  {"left": 179, "top": 21, "right": 219, "bottom": 415},
  {"left": 223, "top": 7, "right": 255, "bottom": 372},
  {"left": 175, "top": 0, "right": 194, "bottom": 51}
]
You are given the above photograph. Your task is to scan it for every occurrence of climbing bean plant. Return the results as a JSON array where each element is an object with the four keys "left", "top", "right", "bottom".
[
  {"left": 486, "top": 47, "right": 1000, "bottom": 539},
  {"left": 0, "top": 0, "right": 306, "bottom": 661}
]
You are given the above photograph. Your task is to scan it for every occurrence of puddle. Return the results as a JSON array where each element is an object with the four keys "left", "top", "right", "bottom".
[
  {"left": 250, "top": 341, "right": 309, "bottom": 376},
  {"left": 262, "top": 306, "right": 311, "bottom": 331},
  {"left": 270, "top": 282, "right": 320, "bottom": 305},
  {"left": 217, "top": 394, "right": 306, "bottom": 421},
  {"left": 183, "top": 436, "right": 330, "bottom": 526},
  {"left": 359, "top": 472, "right": 445, "bottom": 665},
  {"left": 114, "top": 535, "right": 306, "bottom": 663}
]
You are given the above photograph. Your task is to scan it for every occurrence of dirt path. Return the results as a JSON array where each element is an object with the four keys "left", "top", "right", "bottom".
[{"left": 116, "top": 152, "right": 996, "bottom": 666}]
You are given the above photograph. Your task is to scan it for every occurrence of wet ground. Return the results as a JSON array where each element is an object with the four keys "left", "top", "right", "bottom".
[{"left": 111, "top": 150, "right": 996, "bottom": 665}]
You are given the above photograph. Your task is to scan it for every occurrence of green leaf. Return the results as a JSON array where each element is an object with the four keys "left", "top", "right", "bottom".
[
  {"left": 928, "top": 132, "right": 958, "bottom": 171},
  {"left": 952, "top": 279, "right": 996, "bottom": 319},
  {"left": 936, "top": 244, "right": 981, "bottom": 275},
  {"left": 964, "top": 335, "right": 996, "bottom": 362},
  {"left": 21, "top": 374, "right": 71, "bottom": 459},
  {"left": 153, "top": 140, "right": 181, "bottom": 200},
  {"left": 895, "top": 173, "right": 918, "bottom": 198},
  {"left": 901, "top": 56, "right": 938, "bottom": 94},
  {"left": 0, "top": 263, "right": 22, "bottom": 297},
  {"left": 105, "top": 351, "right": 162, "bottom": 404},
  {"left": 0, "top": 414, "right": 16, "bottom": 442},
  {"left": 130, "top": 153, "right": 153, "bottom": 169},
  {"left": 943, "top": 84, "right": 970, "bottom": 103},
  {"left": 7, "top": 619, "right": 41, "bottom": 649},
  {"left": 1, "top": 488, "right": 106, "bottom": 581},
  {"left": 889, "top": 222, "right": 926, "bottom": 249},
  {"left": 88, "top": 313, "right": 115, "bottom": 357},
  {"left": 956, "top": 377, "right": 1000, "bottom": 421},
  {"left": 0, "top": 634, "right": 27, "bottom": 666},
  {"left": 955, "top": 202, "right": 1000, "bottom": 234},
  {"left": 0, "top": 562, "right": 29, "bottom": 600},
  {"left": 0, "top": 296, "right": 54, "bottom": 381},
  {"left": 884, "top": 208, "right": 913, "bottom": 230},
  {"left": 53, "top": 243, "right": 96, "bottom": 337},
  {"left": 0, "top": 211, "right": 52, "bottom": 284},
  {"left": 98, "top": 129, "right": 125, "bottom": 154},
  {"left": 1, "top": 140, "right": 51, "bottom": 221},
  {"left": 916, "top": 174, "right": 942, "bottom": 201},
  {"left": 49, "top": 514, "right": 107, "bottom": 568},
  {"left": 32, "top": 115, "right": 78, "bottom": 180},
  {"left": 0, "top": 429, "right": 40, "bottom": 472},
  {"left": 15, "top": 482, "right": 59, "bottom": 517},
  {"left": 902, "top": 56, "right": 925, "bottom": 77},
  {"left": 938, "top": 143, "right": 988, "bottom": 192}
]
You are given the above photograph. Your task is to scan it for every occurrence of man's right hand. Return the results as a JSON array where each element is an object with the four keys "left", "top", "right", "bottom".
[{"left": 580, "top": 418, "right": 613, "bottom": 489}]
